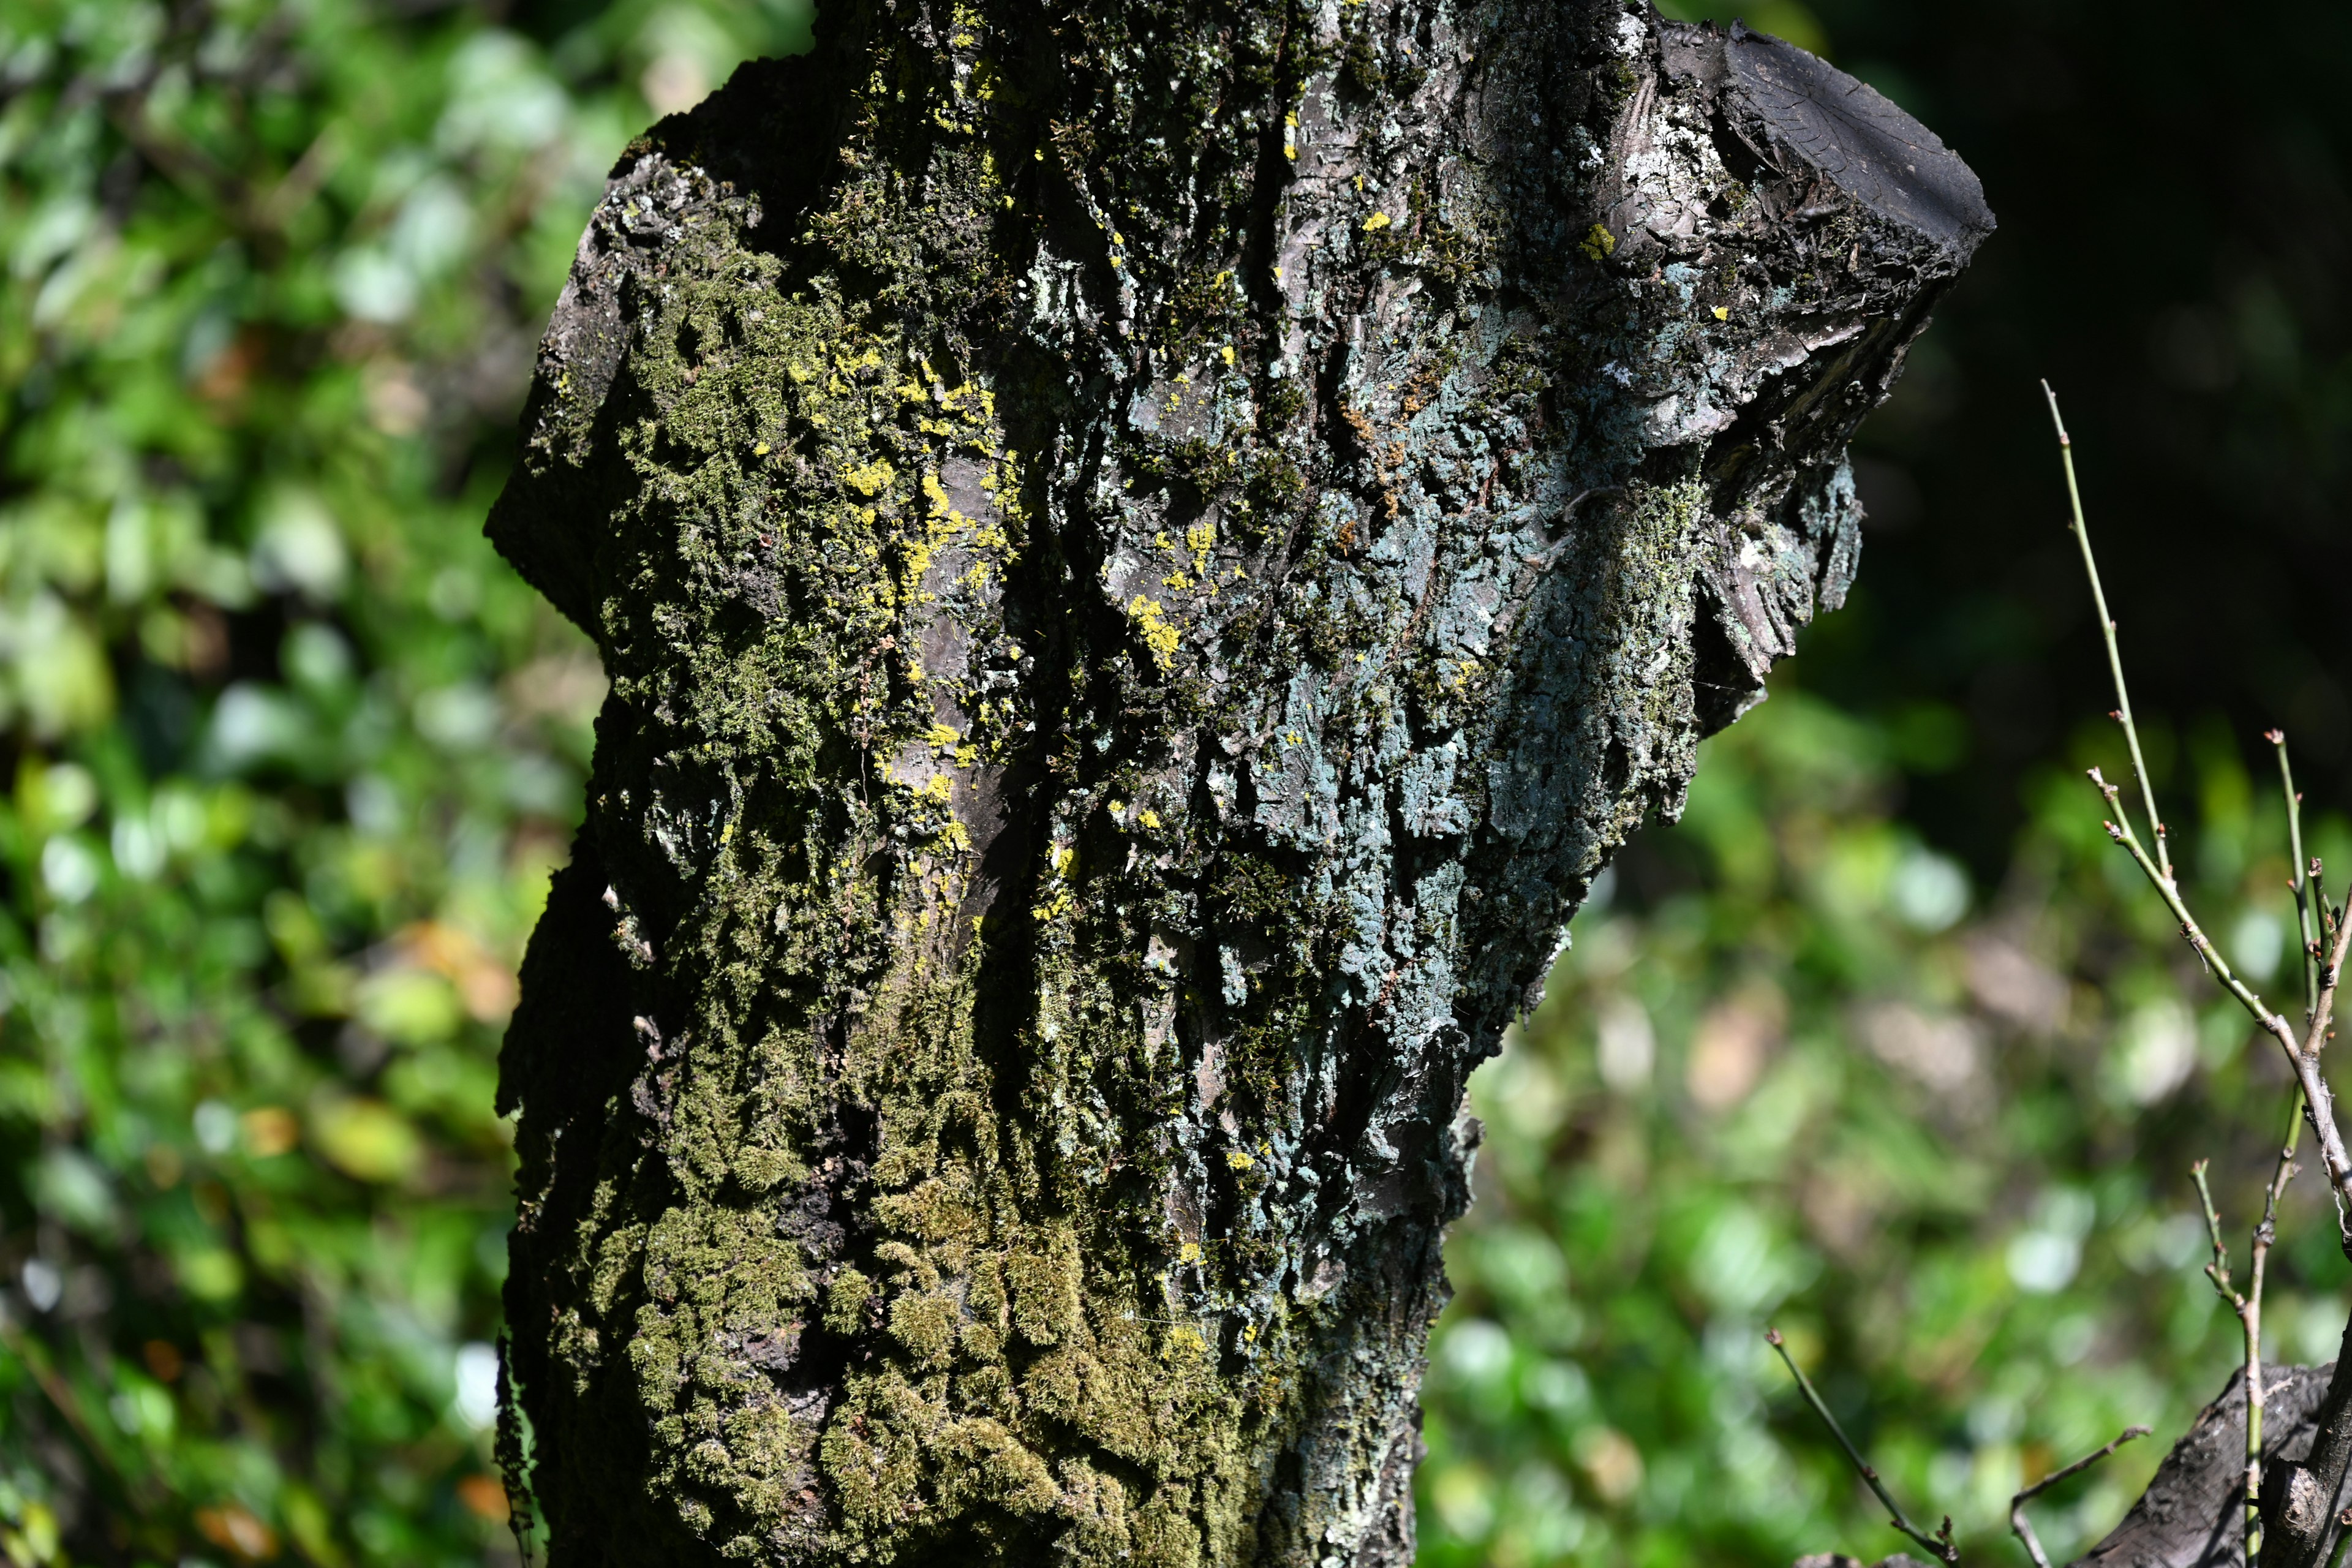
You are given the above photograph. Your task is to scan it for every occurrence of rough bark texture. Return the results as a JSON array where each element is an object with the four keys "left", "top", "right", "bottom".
[
  {"left": 2075, "top": 1365, "right": 2352, "bottom": 1568},
  {"left": 487, "top": 2, "right": 1988, "bottom": 1562},
  {"left": 2263, "top": 1318, "right": 2352, "bottom": 1568}
]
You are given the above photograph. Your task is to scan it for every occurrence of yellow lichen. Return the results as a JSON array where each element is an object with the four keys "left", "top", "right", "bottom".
[
  {"left": 1126, "top": 594, "right": 1180, "bottom": 668},
  {"left": 843, "top": 458, "right": 897, "bottom": 496}
]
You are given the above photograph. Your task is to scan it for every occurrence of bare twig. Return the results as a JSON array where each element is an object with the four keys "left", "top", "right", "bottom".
[
  {"left": 2273, "top": 732, "right": 2321, "bottom": 1023},
  {"left": 2080, "top": 777, "right": 2352, "bottom": 1251},
  {"left": 2044, "top": 382, "right": 2171, "bottom": 884},
  {"left": 2045, "top": 385, "right": 2352, "bottom": 1568},
  {"left": 2045, "top": 385, "right": 2352, "bottom": 1253},
  {"left": 2010, "top": 1425, "right": 2153, "bottom": 1568},
  {"left": 1766, "top": 1328, "right": 1959, "bottom": 1564},
  {"left": 2195, "top": 1161, "right": 2248, "bottom": 1311}
]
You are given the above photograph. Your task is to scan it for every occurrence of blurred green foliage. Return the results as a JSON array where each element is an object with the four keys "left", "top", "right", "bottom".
[
  {"left": 4, "top": 1, "right": 2348, "bottom": 1567},
  {"left": 0, "top": 2, "right": 804, "bottom": 1562},
  {"left": 1418, "top": 685, "right": 2352, "bottom": 1566}
]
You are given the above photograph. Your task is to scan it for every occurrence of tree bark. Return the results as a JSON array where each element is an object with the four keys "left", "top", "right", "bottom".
[
  {"left": 2261, "top": 1317, "right": 2352, "bottom": 1568},
  {"left": 2070, "top": 1364, "right": 2352, "bottom": 1568},
  {"left": 486, "top": 2, "right": 1988, "bottom": 1562}
]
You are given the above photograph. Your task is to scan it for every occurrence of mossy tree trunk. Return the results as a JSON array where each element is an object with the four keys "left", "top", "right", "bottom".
[{"left": 486, "top": 2, "right": 1988, "bottom": 1562}]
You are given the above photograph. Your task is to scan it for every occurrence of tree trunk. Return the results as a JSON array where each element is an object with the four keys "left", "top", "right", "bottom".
[{"left": 486, "top": 1, "right": 1989, "bottom": 1562}]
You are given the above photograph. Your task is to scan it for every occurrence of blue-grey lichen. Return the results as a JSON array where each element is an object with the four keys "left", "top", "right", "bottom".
[{"left": 489, "top": 2, "right": 1988, "bottom": 1564}]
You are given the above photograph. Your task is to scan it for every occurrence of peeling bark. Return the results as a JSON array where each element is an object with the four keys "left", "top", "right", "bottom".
[{"left": 488, "top": 2, "right": 1988, "bottom": 1562}]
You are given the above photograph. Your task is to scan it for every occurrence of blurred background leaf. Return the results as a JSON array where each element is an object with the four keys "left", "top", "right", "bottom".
[
  {"left": 1419, "top": 684, "right": 2345, "bottom": 1566},
  {"left": 3, "top": 0, "right": 2350, "bottom": 1564},
  {"left": 0, "top": 2, "right": 808, "bottom": 1561}
]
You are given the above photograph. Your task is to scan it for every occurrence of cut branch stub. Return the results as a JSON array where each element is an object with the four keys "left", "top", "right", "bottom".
[{"left": 488, "top": 1, "right": 1988, "bottom": 1562}]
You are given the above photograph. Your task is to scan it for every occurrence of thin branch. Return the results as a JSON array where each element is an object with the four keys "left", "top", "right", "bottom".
[
  {"left": 2198, "top": 1139, "right": 2302, "bottom": 1568},
  {"left": 2047, "top": 386, "right": 2352, "bottom": 1250},
  {"left": 2248, "top": 1101, "right": 2307, "bottom": 1550},
  {"left": 1766, "top": 1328, "right": 1958, "bottom": 1564},
  {"left": 2085, "top": 761, "right": 2352, "bottom": 1249},
  {"left": 2045, "top": 392, "right": 2352, "bottom": 1568},
  {"left": 2044, "top": 381, "right": 2171, "bottom": 883},
  {"left": 2194, "top": 1159, "right": 2246, "bottom": 1310},
  {"left": 2273, "top": 731, "right": 2320, "bottom": 1023},
  {"left": 2010, "top": 1425, "right": 2153, "bottom": 1568}
]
